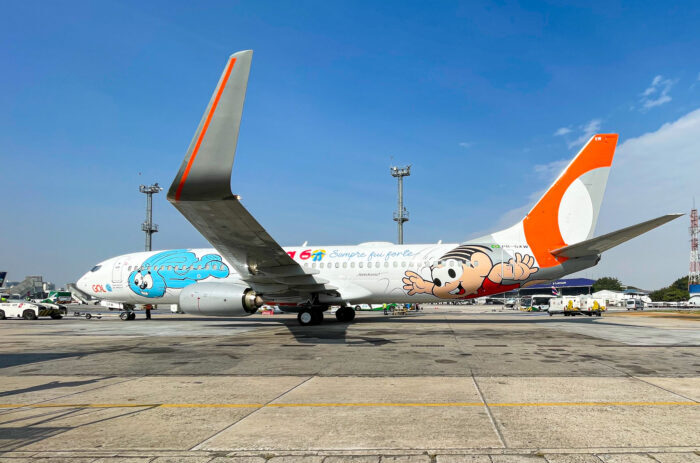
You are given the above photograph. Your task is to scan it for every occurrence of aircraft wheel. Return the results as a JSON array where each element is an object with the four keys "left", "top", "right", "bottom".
[
  {"left": 119, "top": 312, "right": 129, "bottom": 321},
  {"left": 50, "top": 314, "right": 63, "bottom": 319},
  {"left": 345, "top": 307, "right": 356, "bottom": 321},
  {"left": 0, "top": 310, "right": 5, "bottom": 320},
  {"left": 23, "top": 310, "right": 37, "bottom": 320},
  {"left": 86, "top": 313, "right": 92, "bottom": 320},
  {"left": 128, "top": 312, "right": 136, "bottom": 320},
  {"left": 311, "top": 310, "right": 324, "bottom": 325},
  {"left": 297, "top": 310, "right": 314, "bottom": 326}
]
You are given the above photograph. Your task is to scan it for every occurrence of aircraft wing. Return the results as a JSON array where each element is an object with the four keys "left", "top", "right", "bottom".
[
  {"left": 551, "top": 213, "right": 683, "bottom": 258},
  {"left": 167, "top": 51, "right": 333, "bottom": 298}
]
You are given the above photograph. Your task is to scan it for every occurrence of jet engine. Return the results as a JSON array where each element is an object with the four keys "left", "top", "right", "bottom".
[{"left": 178, "top": 282, "right": 263, "bottom": 316}]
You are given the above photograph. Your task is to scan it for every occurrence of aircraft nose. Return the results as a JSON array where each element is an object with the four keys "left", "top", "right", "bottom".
[{"left": 76, "top": 273, "right": 90, "bottom": 293}]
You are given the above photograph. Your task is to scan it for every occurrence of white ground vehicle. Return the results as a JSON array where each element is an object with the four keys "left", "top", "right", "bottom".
[
  {"left": 578, "top": 297, "right": 605, "bottom": 316},
  {"left": 626, "top": 299, "right": 645, "bottom": 311},
  {"left": 0, "top": 300, "right": 63, "bottom": 320},
  {"left": 548, "top": 296, "right": 581, "bottom": 316}
]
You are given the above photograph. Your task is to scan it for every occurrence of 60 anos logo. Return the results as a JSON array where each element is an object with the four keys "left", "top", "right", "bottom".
[{"left": 287, "top": 249, "right": 326, "bottom": 261}]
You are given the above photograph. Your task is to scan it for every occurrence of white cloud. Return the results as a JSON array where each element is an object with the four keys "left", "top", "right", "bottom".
[
  {"left": 640, "top": 75, "right": 675, "bottom": 110},
  {"left": 459, "top": 141, "right": 473, "bottom": 148},
  {"left": 496, "top": 108, "right": 700, "bottom": 289},
  {"left": 554, "top": 127, "right": 572, "bottom": 136},
  {"left": 567, "top": 118, "right": 602, "bottom": 149}
]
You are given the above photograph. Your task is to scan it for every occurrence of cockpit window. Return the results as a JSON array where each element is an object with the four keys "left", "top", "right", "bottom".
[{"left": 90, "top": 265, "right": 102, "bottom": 272}]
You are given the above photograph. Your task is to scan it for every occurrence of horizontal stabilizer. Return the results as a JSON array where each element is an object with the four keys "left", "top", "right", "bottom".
[{"left": 551, "top": 213, "right": 683, "bottom": 258}]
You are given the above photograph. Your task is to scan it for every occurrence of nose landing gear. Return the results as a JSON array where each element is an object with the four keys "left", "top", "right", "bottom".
[{"left": 119, "top": 311, "right": 136, "bottom": 321}]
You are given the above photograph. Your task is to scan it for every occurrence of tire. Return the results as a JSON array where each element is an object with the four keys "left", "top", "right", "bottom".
[
  {"left": 345, "top": 307, "right": 355, "bottom": 322},
  {"left": 128, "top": 312, "right": 136, "bottom": 320},
  {"left": 355, "top": 305, "right": 361, "bottom": 311},
  {"left": 50, "top": 314, "right": 63, "bottom": 319},
  {"left": 311, "top": 310, "right": 323, "bottom": 325},
  {"left": 85, "top": 313, "right": 92, "bottom": 319},
  {"left": 336, "top": 307, "right": 348, "bottom": 322},
  {"left": 119, "top": 312, "right": 128, "bottom": 321},
  {"left": 297, "top": 310, "right": 314, "bottom": 326},
  {"left": 0, "top": 309, "right": 5, "bottom": 320},
  {"left": 23, "top": 310, "right": 38, "bottom": 320}
]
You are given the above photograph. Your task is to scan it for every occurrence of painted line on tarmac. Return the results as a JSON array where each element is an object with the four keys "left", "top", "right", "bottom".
[{"left": 0, "top": 400, "right": 697, "bottom": 410}]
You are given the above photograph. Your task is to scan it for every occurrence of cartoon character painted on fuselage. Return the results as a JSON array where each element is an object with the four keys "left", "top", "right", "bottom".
[
  {"left": 128, "top": 250, "right": 230, "bottom": 298},
  {"left": 402, "top": 245, "right": 539, "bottom": 299}
]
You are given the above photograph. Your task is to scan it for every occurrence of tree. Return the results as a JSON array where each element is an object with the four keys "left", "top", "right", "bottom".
[
  {"left": 592, "top": 277, "right": 623, "bottom": 292},
  {"left": 649, "top": 276, "right": 690, "bottom": 302}
]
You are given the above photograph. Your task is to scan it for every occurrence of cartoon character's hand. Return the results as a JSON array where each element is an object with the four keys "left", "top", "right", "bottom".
[
  {"left": 508, "top": 253, "right": 539, "bottom": 280},
  {"left": 402, "top": 271, "right": 434, "bottom": 295}
]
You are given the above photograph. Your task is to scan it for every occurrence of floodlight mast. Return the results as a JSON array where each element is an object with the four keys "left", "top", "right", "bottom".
[
  {"left": 391, "top": 165, "right": 411, "bottom": 244},
  {"left": 140, "top": 183, "right": 163, "bottom": 251}
]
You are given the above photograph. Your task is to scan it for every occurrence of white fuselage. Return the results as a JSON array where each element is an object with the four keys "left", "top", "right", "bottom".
[{"left": 76, "top": 239, "right": 587, "bottom": 308}]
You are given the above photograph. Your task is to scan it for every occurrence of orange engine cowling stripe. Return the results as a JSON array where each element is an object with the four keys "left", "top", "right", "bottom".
[{"left": 175, "top": 57, "right": 237, "bottom": 201}]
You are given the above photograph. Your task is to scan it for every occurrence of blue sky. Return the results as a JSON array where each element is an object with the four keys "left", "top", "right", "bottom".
[{"left": 2, "top": 1, "right": 699, "bottom": 289}]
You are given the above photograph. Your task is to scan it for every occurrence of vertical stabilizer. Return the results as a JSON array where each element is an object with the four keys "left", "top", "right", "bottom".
[{"left": 523, "top": 134, "right": 618, "bottom": 268}]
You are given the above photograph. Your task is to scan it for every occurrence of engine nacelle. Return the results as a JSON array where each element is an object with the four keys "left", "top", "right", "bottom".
[{"left": 178, "top": 282, "right": 263, "bottom": 316}]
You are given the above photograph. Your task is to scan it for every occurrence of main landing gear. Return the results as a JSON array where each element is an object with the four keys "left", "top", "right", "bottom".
[
  {"left": 297, "top": 309, "right": 324, "bottom": 326},
  {"left": 335, "top": 306, "right": 356, "bottom": 323}
]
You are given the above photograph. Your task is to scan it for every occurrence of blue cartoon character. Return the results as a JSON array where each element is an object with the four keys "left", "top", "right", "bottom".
[{"left": 128, "top": 250, "right": 230, "bottom": 298}]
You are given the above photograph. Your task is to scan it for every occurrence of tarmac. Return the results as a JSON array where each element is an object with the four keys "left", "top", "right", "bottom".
[{"left": 0, "top": 305, "right": 698, "bottom": 462}]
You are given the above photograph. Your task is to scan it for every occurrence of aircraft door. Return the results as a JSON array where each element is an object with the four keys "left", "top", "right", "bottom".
[{"left": 112, "top": 261, "right": 123, "bottom": 283}]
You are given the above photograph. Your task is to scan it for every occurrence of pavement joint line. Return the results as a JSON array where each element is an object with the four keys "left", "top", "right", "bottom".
[
  {"left": 189, "top": 375, "right": 315, "bottom": 451},
  {"left": 471, "top": 375, "right": 507, "bottom": 449},
  {"left": 0, "top": 400, "right": 697, "bottom": 409}
]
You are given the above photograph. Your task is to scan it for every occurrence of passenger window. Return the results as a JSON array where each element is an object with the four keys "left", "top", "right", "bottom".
[
  {"left": 401, "top": 262, "right": 406, "bottom": 267},
  {"left": 335, "top": 262, "right": 339, "bottom": 268},
  {"left": 359, "top": 262, "right": 363, "bottom": 268},
  {"left": 393, "top": 261, "right": 398, "bottom": 268},
  {"left": 312, "top": 263, "right": 317, "bottom": 268},
  {"left": 350, "top": 262, "right": 355, "bottom": 268},
  {"left": 384, "top": 262, "right": 389, "bottom": 268},
  {"left": 320, "top": 263, "right": 324, "bottom": 268},
  {"left": 342, "top": 262, "right": 347, "bottom": 268},
  {"left": 375, "top": 262, "right": 381, "bottom": 268}
]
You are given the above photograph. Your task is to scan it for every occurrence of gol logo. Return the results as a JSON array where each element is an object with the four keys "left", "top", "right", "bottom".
[{"left": 92, "top": 284, "right": 108, "bottom": 293}]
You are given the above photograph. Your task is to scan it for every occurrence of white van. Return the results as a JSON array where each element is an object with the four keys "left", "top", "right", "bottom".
[{"left": 625, "top": 299, "right": 644, "bottom": 311}]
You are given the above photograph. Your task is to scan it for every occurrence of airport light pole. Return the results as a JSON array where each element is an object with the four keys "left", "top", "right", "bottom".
[
  {"left": 390, "top": 165, "right": 411, "bottom": 244},
  {"left": 140, "top": 183, "right": 163, "bottom": 252}
]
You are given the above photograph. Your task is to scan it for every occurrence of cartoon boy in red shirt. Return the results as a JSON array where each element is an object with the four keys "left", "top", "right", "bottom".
[{"left": 402, "top": 245, "right": 539, "bottom": 299}]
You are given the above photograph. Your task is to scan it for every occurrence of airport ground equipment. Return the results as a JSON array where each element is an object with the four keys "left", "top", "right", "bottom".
[
  {"left": 548, "top": 295, "right": 603, "bottom": 316},
  {"left": 0, "top": 300, "right": 62, "bottom": 320}
]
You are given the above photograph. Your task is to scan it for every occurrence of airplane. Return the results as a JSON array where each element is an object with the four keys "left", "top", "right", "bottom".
[{"left": 76, "top": 50, "right": 681, "bottom": 325}]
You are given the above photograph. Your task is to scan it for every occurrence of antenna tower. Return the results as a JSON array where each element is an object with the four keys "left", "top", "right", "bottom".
[
  {"left": 690, "top": 203, "right": 700, "bottom": 288},
  {"left": 390, "top": 165, "right": 411, "bottom": 244},
  {"left": 140, "top": 183, "right": 163, "bottom": 251}
]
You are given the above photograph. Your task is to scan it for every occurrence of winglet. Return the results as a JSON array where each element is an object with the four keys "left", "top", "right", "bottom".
[{"left": 168, "top": 50, "right": 253, "bottom": 202}]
